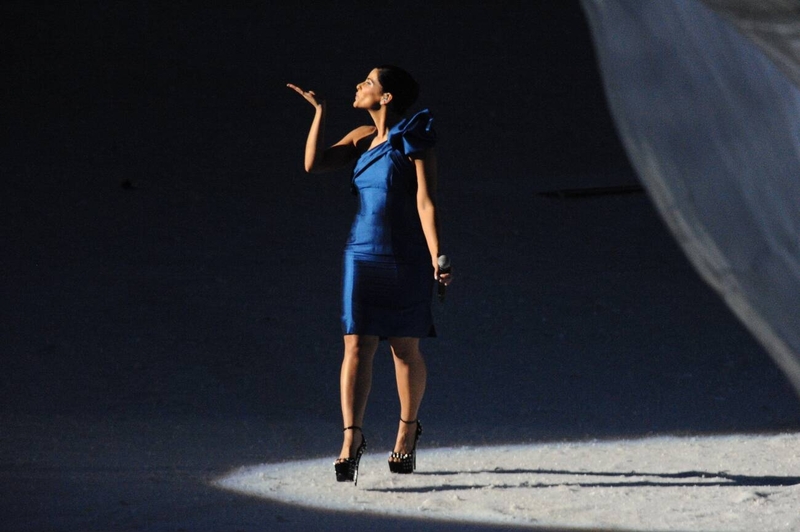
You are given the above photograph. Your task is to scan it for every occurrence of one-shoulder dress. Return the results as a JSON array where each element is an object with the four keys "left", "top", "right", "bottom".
[{"left": 341, "top": 109, "right": 437, "bottom": 338}]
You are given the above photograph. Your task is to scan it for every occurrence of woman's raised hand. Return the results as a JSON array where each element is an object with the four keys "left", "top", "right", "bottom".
[{"left": 287, "top": 83, "right": 323, "bottom": 108}]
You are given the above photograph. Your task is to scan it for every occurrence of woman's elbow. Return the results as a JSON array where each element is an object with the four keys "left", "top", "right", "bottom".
[
  {"left": 305, "top": 157, "right": 332, "bottom": 174},
  {"left": 304, "top": 159, "right": 323, "bottom": 173},
  {"left": 417, "top": 198, "right": 436, "bottom": 214},
  {"left": 305, "top": 164, "right": 328, "bottom": 174}
]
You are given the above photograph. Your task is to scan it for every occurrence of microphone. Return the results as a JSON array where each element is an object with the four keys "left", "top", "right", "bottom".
[{"left": 437, "top": 255, "right": 451, "bottom": 303}]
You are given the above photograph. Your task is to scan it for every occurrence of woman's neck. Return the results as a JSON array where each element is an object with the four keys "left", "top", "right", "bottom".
[{"left": 368, "top": 108, "right": 401, "bottom": 141}]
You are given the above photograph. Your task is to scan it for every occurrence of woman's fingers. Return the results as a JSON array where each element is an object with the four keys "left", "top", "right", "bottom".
[
  {"left": 287, "top": 83, "right": 321, "bottom": 106},
  {"left": 435, "top": 269, "right": 453, "bottom": 286},
  {"left": 286, "top": 83, "right": 310, "bottom": 98}
]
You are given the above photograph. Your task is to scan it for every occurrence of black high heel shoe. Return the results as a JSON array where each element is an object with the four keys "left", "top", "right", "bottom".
[
  {"left": 334, "top": 426, "right": 366, "bottom": 485},
  {"left": 388, "top": 419, "right": 422, "bottom": 474}
]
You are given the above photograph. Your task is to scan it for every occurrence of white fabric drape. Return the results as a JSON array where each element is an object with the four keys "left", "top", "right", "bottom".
[{"left": 580, "top": 0, "right": 800, "bottom": 392}]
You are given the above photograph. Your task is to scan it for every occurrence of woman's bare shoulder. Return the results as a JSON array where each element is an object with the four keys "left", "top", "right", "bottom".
[
  {"left": 347, "top": 125, "right": 377, "bottom": 143},
  {"left": 333, "top": 125, "right": 377, "bottom": 152}
]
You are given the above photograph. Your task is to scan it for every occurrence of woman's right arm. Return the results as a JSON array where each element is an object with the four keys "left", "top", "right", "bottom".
[{"left": 287, "top": 83, "right": 372, "bottom": 173}]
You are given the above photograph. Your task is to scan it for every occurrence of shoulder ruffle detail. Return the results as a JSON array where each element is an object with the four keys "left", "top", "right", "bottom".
[{"left": 390, "top": 108, "right": 436, "bottom": 156}]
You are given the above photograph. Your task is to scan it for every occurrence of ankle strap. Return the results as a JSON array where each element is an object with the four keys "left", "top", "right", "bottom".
[
  {"left": 343, "top": 425, "right": 362, "bottom": 432},
  {"left": 399, "top": 418, "right": 418, "bottom": 424}
]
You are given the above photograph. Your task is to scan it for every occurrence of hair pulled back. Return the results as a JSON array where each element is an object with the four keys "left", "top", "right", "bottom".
[{"left": 376, "top": 65, "right": 419, "bottom": 116}]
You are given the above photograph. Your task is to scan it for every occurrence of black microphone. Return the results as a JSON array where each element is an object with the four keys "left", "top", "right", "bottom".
[{"left": 437, "top": 255, "right": 451, "bottom": 303}]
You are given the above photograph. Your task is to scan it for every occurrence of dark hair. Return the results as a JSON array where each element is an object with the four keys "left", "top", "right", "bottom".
[{"left": 376, "top": 64, "right": 419, "bottom": 116}]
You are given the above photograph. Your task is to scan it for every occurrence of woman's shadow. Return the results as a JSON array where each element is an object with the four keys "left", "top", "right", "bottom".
[{"left": 367, "top": 468, "right": 800, "bottom": 493}]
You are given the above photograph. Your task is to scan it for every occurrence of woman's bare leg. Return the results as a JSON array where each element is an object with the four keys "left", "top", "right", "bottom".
[
  {"left": 389, "top": 337, "right": 427, "bottom": 457},
  {"left": 339, "top": 334, "right": 379, "bottom": 460}
]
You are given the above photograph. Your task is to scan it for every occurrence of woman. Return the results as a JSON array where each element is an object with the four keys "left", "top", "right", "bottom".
[{"left": 287, "top": 65, "right": 451, "bottom": 484}]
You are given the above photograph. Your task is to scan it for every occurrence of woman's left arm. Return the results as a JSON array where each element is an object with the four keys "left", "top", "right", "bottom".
[{"left": 415, "top": 151, "right": 450, "bottom": 283}]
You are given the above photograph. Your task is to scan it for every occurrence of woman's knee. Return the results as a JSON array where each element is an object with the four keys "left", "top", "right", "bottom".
[
  {"left": 389, "top": 337, "right": 423, "bottom": 362},
  {"left": 344, "top": 334, "right": 379, "bottom": 360}
]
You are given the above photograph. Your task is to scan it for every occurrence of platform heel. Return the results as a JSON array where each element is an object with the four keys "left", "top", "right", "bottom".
[
  {"left": 334, "top": 426, "right": 366, "bottom": 485},
  {"left": 388, "top": 419, "right": 422, "bottom": 474}
]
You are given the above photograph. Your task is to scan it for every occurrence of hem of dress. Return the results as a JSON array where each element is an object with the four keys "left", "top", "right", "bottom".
[{"left": 341, "top": 327, "right": 437, "bottom": 340}]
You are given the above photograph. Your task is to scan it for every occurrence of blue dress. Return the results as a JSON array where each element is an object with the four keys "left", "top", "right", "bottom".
[{"left": 341, "top": 109, "right": 437, "bottom": 338}]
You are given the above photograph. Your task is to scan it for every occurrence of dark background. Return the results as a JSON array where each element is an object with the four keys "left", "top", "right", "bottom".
[{"left": 3, "top": 1, "right": 799, "bottom": 530}]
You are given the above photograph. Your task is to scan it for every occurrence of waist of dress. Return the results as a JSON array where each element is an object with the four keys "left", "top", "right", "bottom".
[
  {"left": 343, "top": 250, "right": 397, "bottom": 262},
  {"left": 344, "top": 243, "right": 429, "bottom": 262}
]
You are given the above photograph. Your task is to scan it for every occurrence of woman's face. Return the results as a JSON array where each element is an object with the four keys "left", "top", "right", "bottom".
[{"left": 353, "top": 68, "right": 385, "bottom": 110}]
